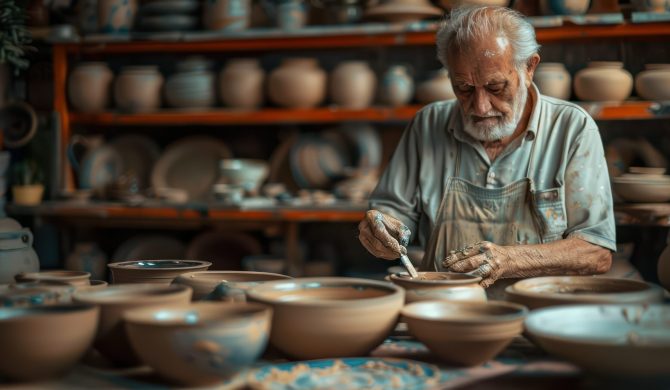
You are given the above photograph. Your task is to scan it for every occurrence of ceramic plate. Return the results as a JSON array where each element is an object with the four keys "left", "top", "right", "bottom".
[
  {"left": 110, "top": 134, "right": 161, "bottom": 190},
  {"left": 185, "top": 231, "right": 262, "bottom": 270},
  {"left": 112, "top": 234, "right": 186, "bottom": 261},
  {"left": 245, "top": 358, "right": 443, "bottom": 390},
  {"left": 79, "top": 144, "right": 124, "bottom": 190}
]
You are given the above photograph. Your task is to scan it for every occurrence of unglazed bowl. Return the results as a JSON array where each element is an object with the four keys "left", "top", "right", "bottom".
[
  {"left": 107, "top": 259, "right": 212, "bottom": 284},
  {"left": 389, "top": 272, "right": 486, "bottom": 303},
  {"left": 125, "top": 302, "right": 272, "bottom": 386},
  {"left": 401, "top": 300, "right": 527, "bottom": 366},
  {"left": 0, "top": 304, "right": 99, "bottom": 381},
  {"left": 15, "top": 270, "right": 91, "bottom": 287},
  {"left": 246, "top": 277, "right": 404, "bottom": 359},
  {"left": 72, "top": 283, "right": 192, "bottom": 366},
  {"left": 172, "top": 271, "right": 292, "bottom": 301}
]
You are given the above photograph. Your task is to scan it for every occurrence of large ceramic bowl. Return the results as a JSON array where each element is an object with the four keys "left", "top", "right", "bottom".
[
  {"left": 108, "top": 260, "right": 212, "bottom": 284},
  {"left": 611, "top": 177, "right": 670, "bottom": 203},
  {"left": 525, "top": 304, "right": 670, "bottom": 376},
  {"left": 389, "top": 272, "right": 487, "bottom": 303},
  {"left": 125, "top": 302, "right": 272, "bottom": 386},
  {"left": 0, "top": 304, "right": 99, "bottom": 381},
  {"left": 172, "top": 271, "right": 292, "bottom": 301},
  {"left": 401, "top": 300, "right": 527, "bottom": 366},
  {"left": 505, "top": 276, "right": 665, "bottom": 310},
  {"left": 246, "top": 277, "right": 404, "bottom": 359},
  {"left": 72, "top": 284, "right": 192, "bottom": 366},
  {"left": 15, "top": 270, "right": 91, "bottom": 287}
]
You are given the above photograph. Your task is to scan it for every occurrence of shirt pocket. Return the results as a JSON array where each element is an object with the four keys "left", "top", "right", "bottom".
[{"left": 533, "top": 187, "right": 567, "bottom": 243}]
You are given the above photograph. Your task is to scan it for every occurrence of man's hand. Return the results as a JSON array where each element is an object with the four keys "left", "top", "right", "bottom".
[
  {"left": 442, "top": 241, "right": 512, "bottom": 288},
  {"left": 358, "top": 210, "right": 411, "bottom": 260}
]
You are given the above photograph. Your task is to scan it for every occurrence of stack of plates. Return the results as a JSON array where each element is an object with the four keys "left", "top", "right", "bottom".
[
  {"left": 611, "top": 168, "right": 670, "bottom": 203},
  {"left": 136, "top": 0, "right": 201, "bottom": 32}
]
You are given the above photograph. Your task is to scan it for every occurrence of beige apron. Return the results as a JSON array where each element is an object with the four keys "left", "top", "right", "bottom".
[{"left": 422, "top": 132, "right": 567, "bottom": 298}]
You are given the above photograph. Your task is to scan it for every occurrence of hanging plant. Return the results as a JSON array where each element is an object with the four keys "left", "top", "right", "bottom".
[{"left": 0, "top": 0, "right": 34, "bottom": 72}]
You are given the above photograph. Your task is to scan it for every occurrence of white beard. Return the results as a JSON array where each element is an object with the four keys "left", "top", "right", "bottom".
[{"left": 462, "top": 72, "right": 528, "bottom": 142}]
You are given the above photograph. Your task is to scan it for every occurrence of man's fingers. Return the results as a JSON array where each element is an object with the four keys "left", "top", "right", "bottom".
[
  {"left": 446, "top": 253, "right": 488, "bottom": 273},
  {"left": 360, "top": 221, "right": 399, "bottom": 260},
  {"left": 443, "top": 241, "right": 490, "bottom": 268},
  {"left": 367, "top": 211, "right": 404, "bottom": 257}
]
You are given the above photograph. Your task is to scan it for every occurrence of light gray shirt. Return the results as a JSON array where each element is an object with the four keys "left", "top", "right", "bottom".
[{"left": 370, "top": 85, "right": 616, "bottom": 252}]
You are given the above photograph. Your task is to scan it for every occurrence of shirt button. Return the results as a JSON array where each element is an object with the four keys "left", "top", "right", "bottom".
[{"left": 488, "top": 172, "right": 496, "bottom": 179}]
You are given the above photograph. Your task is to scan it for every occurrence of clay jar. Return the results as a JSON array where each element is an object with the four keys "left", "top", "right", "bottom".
[
  {"left": 540, "top": 0, "right": 590, "bottom": 15},
  {"left": 114, "top": 66, "right": 164, "bottom": 113},
  {"left": 268, "top": 58, "right": 326, "bottom": 108},
  {"left": 98, "top": 0, "right": 137, "bottom": 34},
  {"left": 329, "top": 61, "right": 377, "bottom": 109},
  {"left": 534, "top": 62, "right": 571, "bottom": 100},
  {"left": 574, "top": 61, "right": 633, "bottom": 102},
  {"left": 203, "top": 0, "right": 251, "bottom": 31},
  {"left": 635, "top": 64, "right": 670, "bottom": 101},
  {"left": 415, "top": 69, "right": 456, "bottom": 104},
  {"left": 380, "top": 65, "right": 414, "bottom": 107},
  {"left": 389, "top": 272, "right": 487, "bottom": 303},
  {"left": 631, "top": 0, "right": 669, "bottom": 12},
  {"left": 165, "top": 58, "right": 216, "bottom": 109},
  {"left": 68, "top": 62, "right": 113, "bottom": 113},
  {"left": 219, "top": 59, "right": 265, "bottom": 109}
]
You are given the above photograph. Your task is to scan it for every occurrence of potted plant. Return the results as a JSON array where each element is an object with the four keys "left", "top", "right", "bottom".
[
  {"left": 0, "top": 0, "right": 33, "bottom": 107},
  {"left": 11, "top": 158, "right": 44, "bottom": 205}
]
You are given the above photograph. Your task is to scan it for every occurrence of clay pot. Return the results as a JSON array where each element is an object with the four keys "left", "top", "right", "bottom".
[
  {"left": 114, "top": 66, "right": 164, "bottom": 113},
  {"left": 574, "top": 61, "right": 633, "bottom": 102},
  {"left": 98, "top": 0, "right": 137, "bottom": 33},
  {"left": 172, "top": 270, "right": 292, "bottom": 300},
  {"left": 658, "top": 243, "right": 670, "bottom": 291},
  {"left": 635, "top": 64, "right": 670, "bottom": 101},
  {"left": 268, "top": 58, "right": 326, "bottom": 108},
  {"left": 12, "top": 184, "right": 45, "bottom": 206},
  {"left": 72, "top": 283, "right": 192, "bottom": 366},
  {"left": 534, "top": 62, "right": 571, "bottom": 100},
  {"left": 415, "top": 69, "right": 455, "bottom": 104},
  {"left": 68, "top": 62, "right": 113, "bottom": 113},
  {"left": 246, "top": 277, "right": 404, "bottom": 359},
  {"left": 540, "top": 0, "right": 590, "bottom": 15},
  {"left": 401, "top": 300, "right": 527, "bottom": 366},
  {"left": 219, "top": 59, "right": 265, "bottom": 109},
  {"left": 388, "top": 272, "right": 486, "bottom": 303},
  {"left": 107, "top": 260, "right": 212, "bottom": 284},
  {"left": 165, "top": 59, "right": 216, "bottom": 109},
  {"left": 380, "top": 65, "right": 414, "bottom": 107},
  {"left": 203, "top": 0, "right": 251, "bottom": 31},
  {"left": 15, "top": 270, "right": 91, "bottom": 287},
  {"left": 631, "top": 0, "right": 670, "bottom": 12},
  {"left": 125, "top": 302, "right": 271, "bottom": 386},
  {"left": 329, "top": 61, "right": 377, "bottom": 109},
  {"left": 0, "top": 304, "right": 99, "bottom": 381}
]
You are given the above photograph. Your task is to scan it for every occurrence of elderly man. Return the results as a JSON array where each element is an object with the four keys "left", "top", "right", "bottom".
[{"left": 358, "top": 6, "right": 615, "bottom": 295}]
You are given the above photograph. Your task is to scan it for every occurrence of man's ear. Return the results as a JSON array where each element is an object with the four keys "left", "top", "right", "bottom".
[{"left": 525, "top": 54, "right": 541, "bottom": 88}]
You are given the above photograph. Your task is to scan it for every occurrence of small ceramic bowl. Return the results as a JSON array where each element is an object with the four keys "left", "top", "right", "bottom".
[
  {"left": 389, "top": 272, "right": 487, "bottom": 303},
  {"left": 172, "top": 271, "right": 292, "bottom": 301},
  {"left": 0, "top": 304, "right": 99, "bottom": 381},
  {"left": 401, "top": 300, "right": 527, "bottom": 366},
  {"left": 628, "top": 166, "right": 666, "bottom": 176},
  {"left": 108, "top": 259, "right": 212, "bottom": 285},
  {"left": 15, "top": 270, "right": 91, "bottom": 287},
  {"left": 124, "top": 302, "right": 272, "bottom": 386}
]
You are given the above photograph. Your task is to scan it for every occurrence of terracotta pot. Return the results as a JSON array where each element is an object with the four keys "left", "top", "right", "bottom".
[
  {"left": 415, "top": 69, "right": 455, "bottom": 104},
  {"left": 268, "top": 58, "right": 326, "bottom": 108},
  {"left": 15, "top": 270, "right": 91, "bottom": 287},
  {"left": 631, "top": 0, "right": 670, "bottom": 12},
  {"left": 0, "top": 304, "right": 99, "bottom": 381},
  {"left": 380, "top": 65, "right": 414, "bottom": 107},
  {"left": 172, "top": 270, "right": 292, "bottom": 300},
  {"left": 574, "top": 61, "right": 633, "bottom": 102},
  {"left": 114, "top": 66, "right": 164, "bottom": 113},
  {"left": 219, "top": 59, "right": 265, "bottom": 109},
  {"left": 68, "top": 62, "right": 113, "bottom": 113},
  {"left": 658, "top": 242, "right": 670, "bottom": 291},
  {"left": 12, "top": 184, "right": 45, "bottom": 206},
  {"left": 108, "top": 259, "right": 212, "bottom": 284},
  {"left": 165, "top": 60, "right": 216, "bottom": 109},
  {"left": 534, "top": 62, "right": 571, "bottom": 100},
  {"left": 388, "top": 272, "right": 487, "bottom": 303},
  {"left": 329, "top": 61, "right": 377, "bottom": 109},
  {"left": 125, "top": 302, "right": 271, "bottom": 386},
  {"left": 204, "top": 0, "right": 251, "bottom": 31},
  {"left": 540, "top": 0, "right": 590, "bottom": 15},
  {"left": 635, "top": 63, "right": 670, "bottom": 101},
  {"left": 98, "top": 0, "right": 137, "bottom": 33},
  {"left": 72, "top": 283, "right": 192, "bottom": 366}
]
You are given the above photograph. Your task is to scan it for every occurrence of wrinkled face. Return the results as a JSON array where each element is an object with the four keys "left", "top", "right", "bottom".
[{"left": 448, "top": 37, "right": 532, "bottom": 142}]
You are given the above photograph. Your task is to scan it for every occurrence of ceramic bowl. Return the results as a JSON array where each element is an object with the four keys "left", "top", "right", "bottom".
[
  {"left": 72, "top": 283, "right": 192, "bottom": 366},
  {"left": 505, "top": 276, "right": 665, "bottom": 310},
  {"left": 125, "top": 302, "right": 272, "bottom": 386},
  {"left": 389, "top": 272, "right": 487, "bottom": 303},
  {"left": 108, "top": 260, "right": 212, "bottom": 285},
  {"left": 218, "top": 159, "right": 269, "bottom": 195},
  {"left": 0, "top": 304, "right": 99, "bottom": 381},
  {"left": 611, "top": 177, "right": 670, "bottom": 203},
  {"left": 401, "top": 300, "right": 527, "bottom": 366},
  {"left": 0, "top": 287, "right": 61, "bottom": 308},
  {"left": 172, "top": 271, "right": 292, "bottom": 301},
  {"left": 15, "top": 270, "right": 91, "bottom": 287},
  {"left": 525, "top": 304, "right": 670, "bottom": 376},
  {"left": 246, "top": 277, "right": 404, "bottom": 359},
  {"left": 628, "top": 166, "right": 666, "bottom": 176}
]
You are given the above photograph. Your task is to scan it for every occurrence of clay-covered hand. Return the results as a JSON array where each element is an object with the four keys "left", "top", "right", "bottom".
[
  {"left": 358, "top": 210, "right": 411, "bottom": 260},
  {"left": 442, "top": 241, "right": 514, "bottom": 288}
]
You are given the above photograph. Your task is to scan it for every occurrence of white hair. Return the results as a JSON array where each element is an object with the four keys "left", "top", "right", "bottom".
[{"left": 436, "top": 6, "right": 540, "bottom": 72}]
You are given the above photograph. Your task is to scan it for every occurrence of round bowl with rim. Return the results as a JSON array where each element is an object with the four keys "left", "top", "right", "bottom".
[
  {"left": 389, "top": 271, "right": 487, "bottom": 303},
  {"left": 401, "top": 300, "right": 527, "bottom": 366},
  {"left": 628, "top": 166, "right": 666, "bottom": 176},
  {"left": 217, "top": 159, "right": 269, "bottom": 195},
  {"left": 245, "top": 277, "right": 404, "bottom": 360},
  {"left": 107, "top": 259, "right": 212, "bottom": 285},
  {"left": 0, "top": 304, "right": 99, "bottom": 381},
  {"left": 505, "top": 276, "right": 665, "bottom": 310},
  {"left": 124, "top": 302, "right": 272, "bottom": 387},
  {"left": 172, "top": 271, "right": 292, "bottom": 301},
  {"left": 72, "top": 283, "right": 192, "bottom": 366},
  {"left": 525, "top": 304, "right": 670, "bottom": 376},
  {"left": 611, "top": 176, "right": 670, "bottom": 203},
  {"left": 15, "top": 270, "right": 91, "bottom": 287}
]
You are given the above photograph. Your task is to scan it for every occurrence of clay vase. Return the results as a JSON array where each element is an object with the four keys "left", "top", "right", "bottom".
[
  {"left": 68, "top": 62, "right": 113, "bottom": 113},
  {"left": 534, "top": 62, "right": 572, "bottom": 100},
  {"left": 165, "top": 58, "right": 216, "bottom": 109},
  {"left": 203, "top": 0, "right": 251, "bottom": 31},
  {"left": 415, "top": 69, "right": 455, "bottom": 104},
  {"left": 631, "top": 0, "right": 670, "bottom": 12},
  {"left": 380, "top": 65, "right": 414, "bottom": 107},
  {"left": 540, "top": 0, "right": 590, "bottom": 15},
  {"left": 635, "top": 64, "right": 670, "bottom": 101},
  {"left": 388, "top": 272, "right": 487, "bottom": 303},
  {"left": 658, "top": 242, "right": 670, "bottom": 291},
  {"left": 98, "top": 0, "right": 137, "bottom": 34},
  {"left": 219, "top": 59, "right": 265, "bottom": 109},
  {"left": 329, "top": 61, "right": 377, "bottom": 109},
  {"left": 268, "top": 58, "right": 326, "bottom": 108},
  {"left": 574, "top": 61, "right": 633, "bottom": 102},
  {"left": 114, "top": 66, "right": 164, "bottom": 113}
]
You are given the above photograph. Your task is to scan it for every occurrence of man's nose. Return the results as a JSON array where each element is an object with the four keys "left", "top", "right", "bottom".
[{"left": 472, "top": 89, "right": 492, "bottom": 115}]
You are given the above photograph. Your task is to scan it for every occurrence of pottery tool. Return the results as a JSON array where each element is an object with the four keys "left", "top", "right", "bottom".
[{"left": 400, "top": 253, "right": 419, "bottom": 279}]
